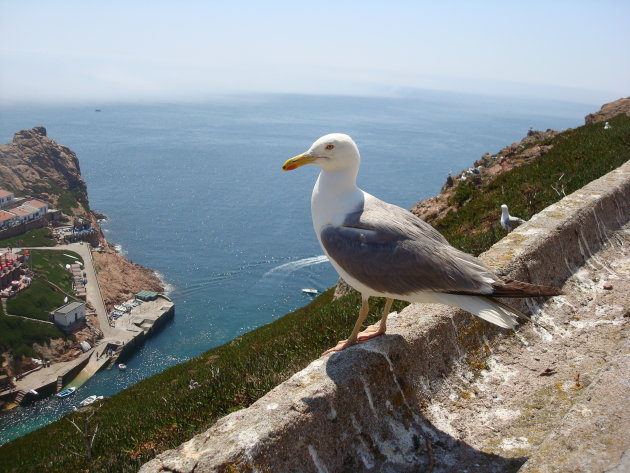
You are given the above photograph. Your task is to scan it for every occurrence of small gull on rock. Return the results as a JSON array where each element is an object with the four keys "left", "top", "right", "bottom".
[{"left": 500, "top": 204, "right": 526, "bottom": 232}]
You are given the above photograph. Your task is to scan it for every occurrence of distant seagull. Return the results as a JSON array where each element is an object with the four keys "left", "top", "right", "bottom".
[
  {"left": 282, "top": 134, "right": 562, "bottom": 354},
  {"left": 604, "top": 122, "right": 611, "bottom": 130},
  {"left": 500, "top": 204, "right": 526, "bottom": 232}
]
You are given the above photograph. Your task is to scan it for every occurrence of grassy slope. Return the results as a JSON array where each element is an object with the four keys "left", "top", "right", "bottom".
[
  {"left": 6, "top": 279, "right": 65, "bottom": 321},
  {"left": 0, "top": 228, "right": 55, "bottom": 248},
  {"left": 0, "top": 308, "right": 66, "bottom": 359},
  {"left": 1, "top": 251, "right": 80, "bottom": 353},
  {"left": 0, "top": 115, "right": 628, "bottom": 472},
  {"left": 435, "top": 114, "right": 630, "bottom": 255}
]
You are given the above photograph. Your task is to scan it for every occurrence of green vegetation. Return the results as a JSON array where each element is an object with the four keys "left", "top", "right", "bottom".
[
  {"left": 0, "top": 315, "right": 67, "bottom": 359},
  {"left": 1, "top": 250, "right": 81, "bottom": 351},
  {"left": 6, "top": 279, "right": 65, "bottom": 321},
  {"left": 28, "top": 250, "right": 80, "bottom": 292},
  {"left": 436, "top": 114, "right": 630, "bottom": 255},
  {"left": 0, "top": 227, "right": 55, "bottom": 248},
  {"left": 0, "top": 114, "right": 628, "bottom": 472},
  {"left": 57, "top": 189, "right": 89, "bottom": 214}
]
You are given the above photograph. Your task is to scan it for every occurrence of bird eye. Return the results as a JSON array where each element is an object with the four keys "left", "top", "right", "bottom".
[{"left": 325, "top": 144, "right": 334, "bottom": 150}]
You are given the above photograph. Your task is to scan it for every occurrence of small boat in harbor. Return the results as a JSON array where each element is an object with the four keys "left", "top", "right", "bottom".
[
  {"left": 118, "top": 363, "right": 127, "bottom": 370},
  {"left": 79, "top": 395, "right": 103, "bottom": 407},
  {"left": 56, "top": 387, "right": 76, "bottom": 398},
  {"left": 302, "top": 288, "right": 319, "bottom": 295}
]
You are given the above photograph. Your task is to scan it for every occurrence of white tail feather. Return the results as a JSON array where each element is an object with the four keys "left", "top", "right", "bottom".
[{"left": 427, "top": 293, "right": 519, "bottom": 329}]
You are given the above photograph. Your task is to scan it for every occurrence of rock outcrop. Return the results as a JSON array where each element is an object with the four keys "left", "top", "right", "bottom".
[
  {"left": 93, "top": 243, "right": 164, "bottom": 309},
  {"left": 584, "top": 96, "right": 630, "bottom": 124},
  {"left": 410, "top": 128, "right": 559, "bottom": 225},
  {"left": 0, "top": 127, "right": 90, "bottom": 219}
]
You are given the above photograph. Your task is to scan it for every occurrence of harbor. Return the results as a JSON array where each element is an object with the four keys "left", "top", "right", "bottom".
[{"left": 0, "top": 242, "right": 174, "bottom": 409}]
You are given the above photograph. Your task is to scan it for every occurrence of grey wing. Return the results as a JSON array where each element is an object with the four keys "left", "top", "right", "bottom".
[
  {"left": 508, "top": 216, "right": 525, "bottom": 230},
  {"left": 320, "top": 199, "right": 496, "bottom": 295}
]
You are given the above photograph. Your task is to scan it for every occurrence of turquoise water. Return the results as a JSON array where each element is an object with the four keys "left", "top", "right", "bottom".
[{"left": 0, "top": 92, "right": 595, "bottom": 444}]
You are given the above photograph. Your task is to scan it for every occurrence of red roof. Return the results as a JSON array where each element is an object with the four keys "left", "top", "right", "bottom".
[
  {"left": 0, "top": 211, "right": 16, "bottom": 222},
  {"left": 23, "top": 199, "right": 48, "bottom": 209},
  {"left": 0, "top": 190, "right": 14, "bottom": 199},
  {"left": 10, "top": 207, "right": 32, "bottom": 217}
]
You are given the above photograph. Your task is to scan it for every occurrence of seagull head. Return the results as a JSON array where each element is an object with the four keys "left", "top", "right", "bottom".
[
  {"left": 500, "top": 204, "right": 509, "bottom": 215},
  {"left": 282, "top": 133, "right": 360, "bottom": 173}
]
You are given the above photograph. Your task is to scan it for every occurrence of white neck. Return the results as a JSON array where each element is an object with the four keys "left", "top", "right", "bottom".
[
  {"left": 317, "top": 165, "right": 358, "bottom": 192},
  {"left": 311, "top": 166, "right": 362, "bottom": 232}
]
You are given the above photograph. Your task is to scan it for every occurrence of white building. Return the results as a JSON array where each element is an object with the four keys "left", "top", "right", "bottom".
[
  {"left": 52, "top": 301, "right": 86, "bottom": 331},
  {"left": 8, "top": 207, "right": 31, "bottom": 224},
  {"left": 22, "top": 199, "right": 49, "bottom": 217},
  {"left": 12, "top": 204, "right": 41, "bottom": 222},
  {"left": 0, "top": 190, "right": 14, "bottom": 208},
  {"left": 0, "top": 210, "right": 18, "bottom": 229}
]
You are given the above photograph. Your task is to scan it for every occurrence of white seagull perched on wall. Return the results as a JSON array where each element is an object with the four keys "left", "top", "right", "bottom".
[
  {"left": 500, "top": 204, "right": 526, "bottom": 232},
  {"left": 282, "top": 134, "right": 562, "bottom": 354}
]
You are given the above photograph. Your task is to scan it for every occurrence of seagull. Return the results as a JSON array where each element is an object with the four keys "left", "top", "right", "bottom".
[
  {"left": 283, "top": 134, "right": 562, "bottom": 354},
  {"left": 604, "top": 122, "right": 611, "bottom": 130},
  {"left": 500, "top": 204, "right": 526, "bottom": 232}
]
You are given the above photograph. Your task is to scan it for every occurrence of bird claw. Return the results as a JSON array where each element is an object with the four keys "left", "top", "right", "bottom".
[
  {"left": 323, "top": 339, "right": 355, "bottom": 355},
  {"left": 357, "top": 324, "right": 385, "bottom": 341}
]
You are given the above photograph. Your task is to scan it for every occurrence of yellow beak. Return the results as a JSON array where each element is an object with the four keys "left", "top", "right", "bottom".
[{"left": 282, "top": 153, "right": 318, "bottom": 171}]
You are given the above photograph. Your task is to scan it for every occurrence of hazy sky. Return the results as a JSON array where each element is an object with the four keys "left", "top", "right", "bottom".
[{"left": 0, "top": 0, "right": 628, "bottom": 105}]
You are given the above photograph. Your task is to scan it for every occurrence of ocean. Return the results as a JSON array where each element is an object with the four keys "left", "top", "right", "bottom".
[{"left": 0, "top": 91, "right": 596, "bottom": 444}]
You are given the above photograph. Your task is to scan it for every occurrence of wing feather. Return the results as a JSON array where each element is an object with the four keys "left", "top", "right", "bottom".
[{"left": 320, "top": 197, "right": 496, "bottom": 296}]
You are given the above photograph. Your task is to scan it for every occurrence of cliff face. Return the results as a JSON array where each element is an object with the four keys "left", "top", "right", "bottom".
[
  {"left": 584, "top": 96, "right": 630, "bottom": 124},
  {"left": 410, "top": 128, "right": 559, "bottom": 225},
  {"left": 93, "top": 247, "right": 165, "bottom": 309},
  {"left": 0, "top": 127, "right": 90, "bottom": 218}
]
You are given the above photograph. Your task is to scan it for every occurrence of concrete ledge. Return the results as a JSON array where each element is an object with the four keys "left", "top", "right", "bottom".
[
  {"left": 140, "top": 161, "right": 630, "bottom": 473},
  {"left": 518, "top": 338, "right": 630, "bottom": 473}
]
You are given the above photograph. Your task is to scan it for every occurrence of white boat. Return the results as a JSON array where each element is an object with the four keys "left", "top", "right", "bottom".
[
  {"left": 302, "top": 288, "right": 319, "bottom": 295},
  {"left": 56, "top": 387, "right": 76, "bottom": 398},
  {"left": 79, "top": 395, "right": 103, "bottom": 407},
  {"left": 118, "top": 363, "right": 127, "bottom": 370}
]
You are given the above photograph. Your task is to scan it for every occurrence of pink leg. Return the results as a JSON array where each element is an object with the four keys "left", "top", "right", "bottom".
[
  {"left": 323, "top": 297, "right": 370, "bottom": 355},
  {"left": 357, "top": 298, "right": 393, "bottom": 341}
]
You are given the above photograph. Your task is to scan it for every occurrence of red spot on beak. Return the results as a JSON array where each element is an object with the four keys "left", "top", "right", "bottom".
[{"left": 285, "top": 164, "right": 297, "bottom": 171}]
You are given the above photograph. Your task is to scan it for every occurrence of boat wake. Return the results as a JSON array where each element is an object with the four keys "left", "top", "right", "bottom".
[{"left": 262, "top": 255, "right": 329, "bottom": 279}]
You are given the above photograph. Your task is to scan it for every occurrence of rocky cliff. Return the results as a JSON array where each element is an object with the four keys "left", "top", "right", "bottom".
[
  {"left": 0, "top": 127, "right": 90, "bottom": 219},
  {"left": 584, "top": 96, "right": 630, "bottom": 124}
]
